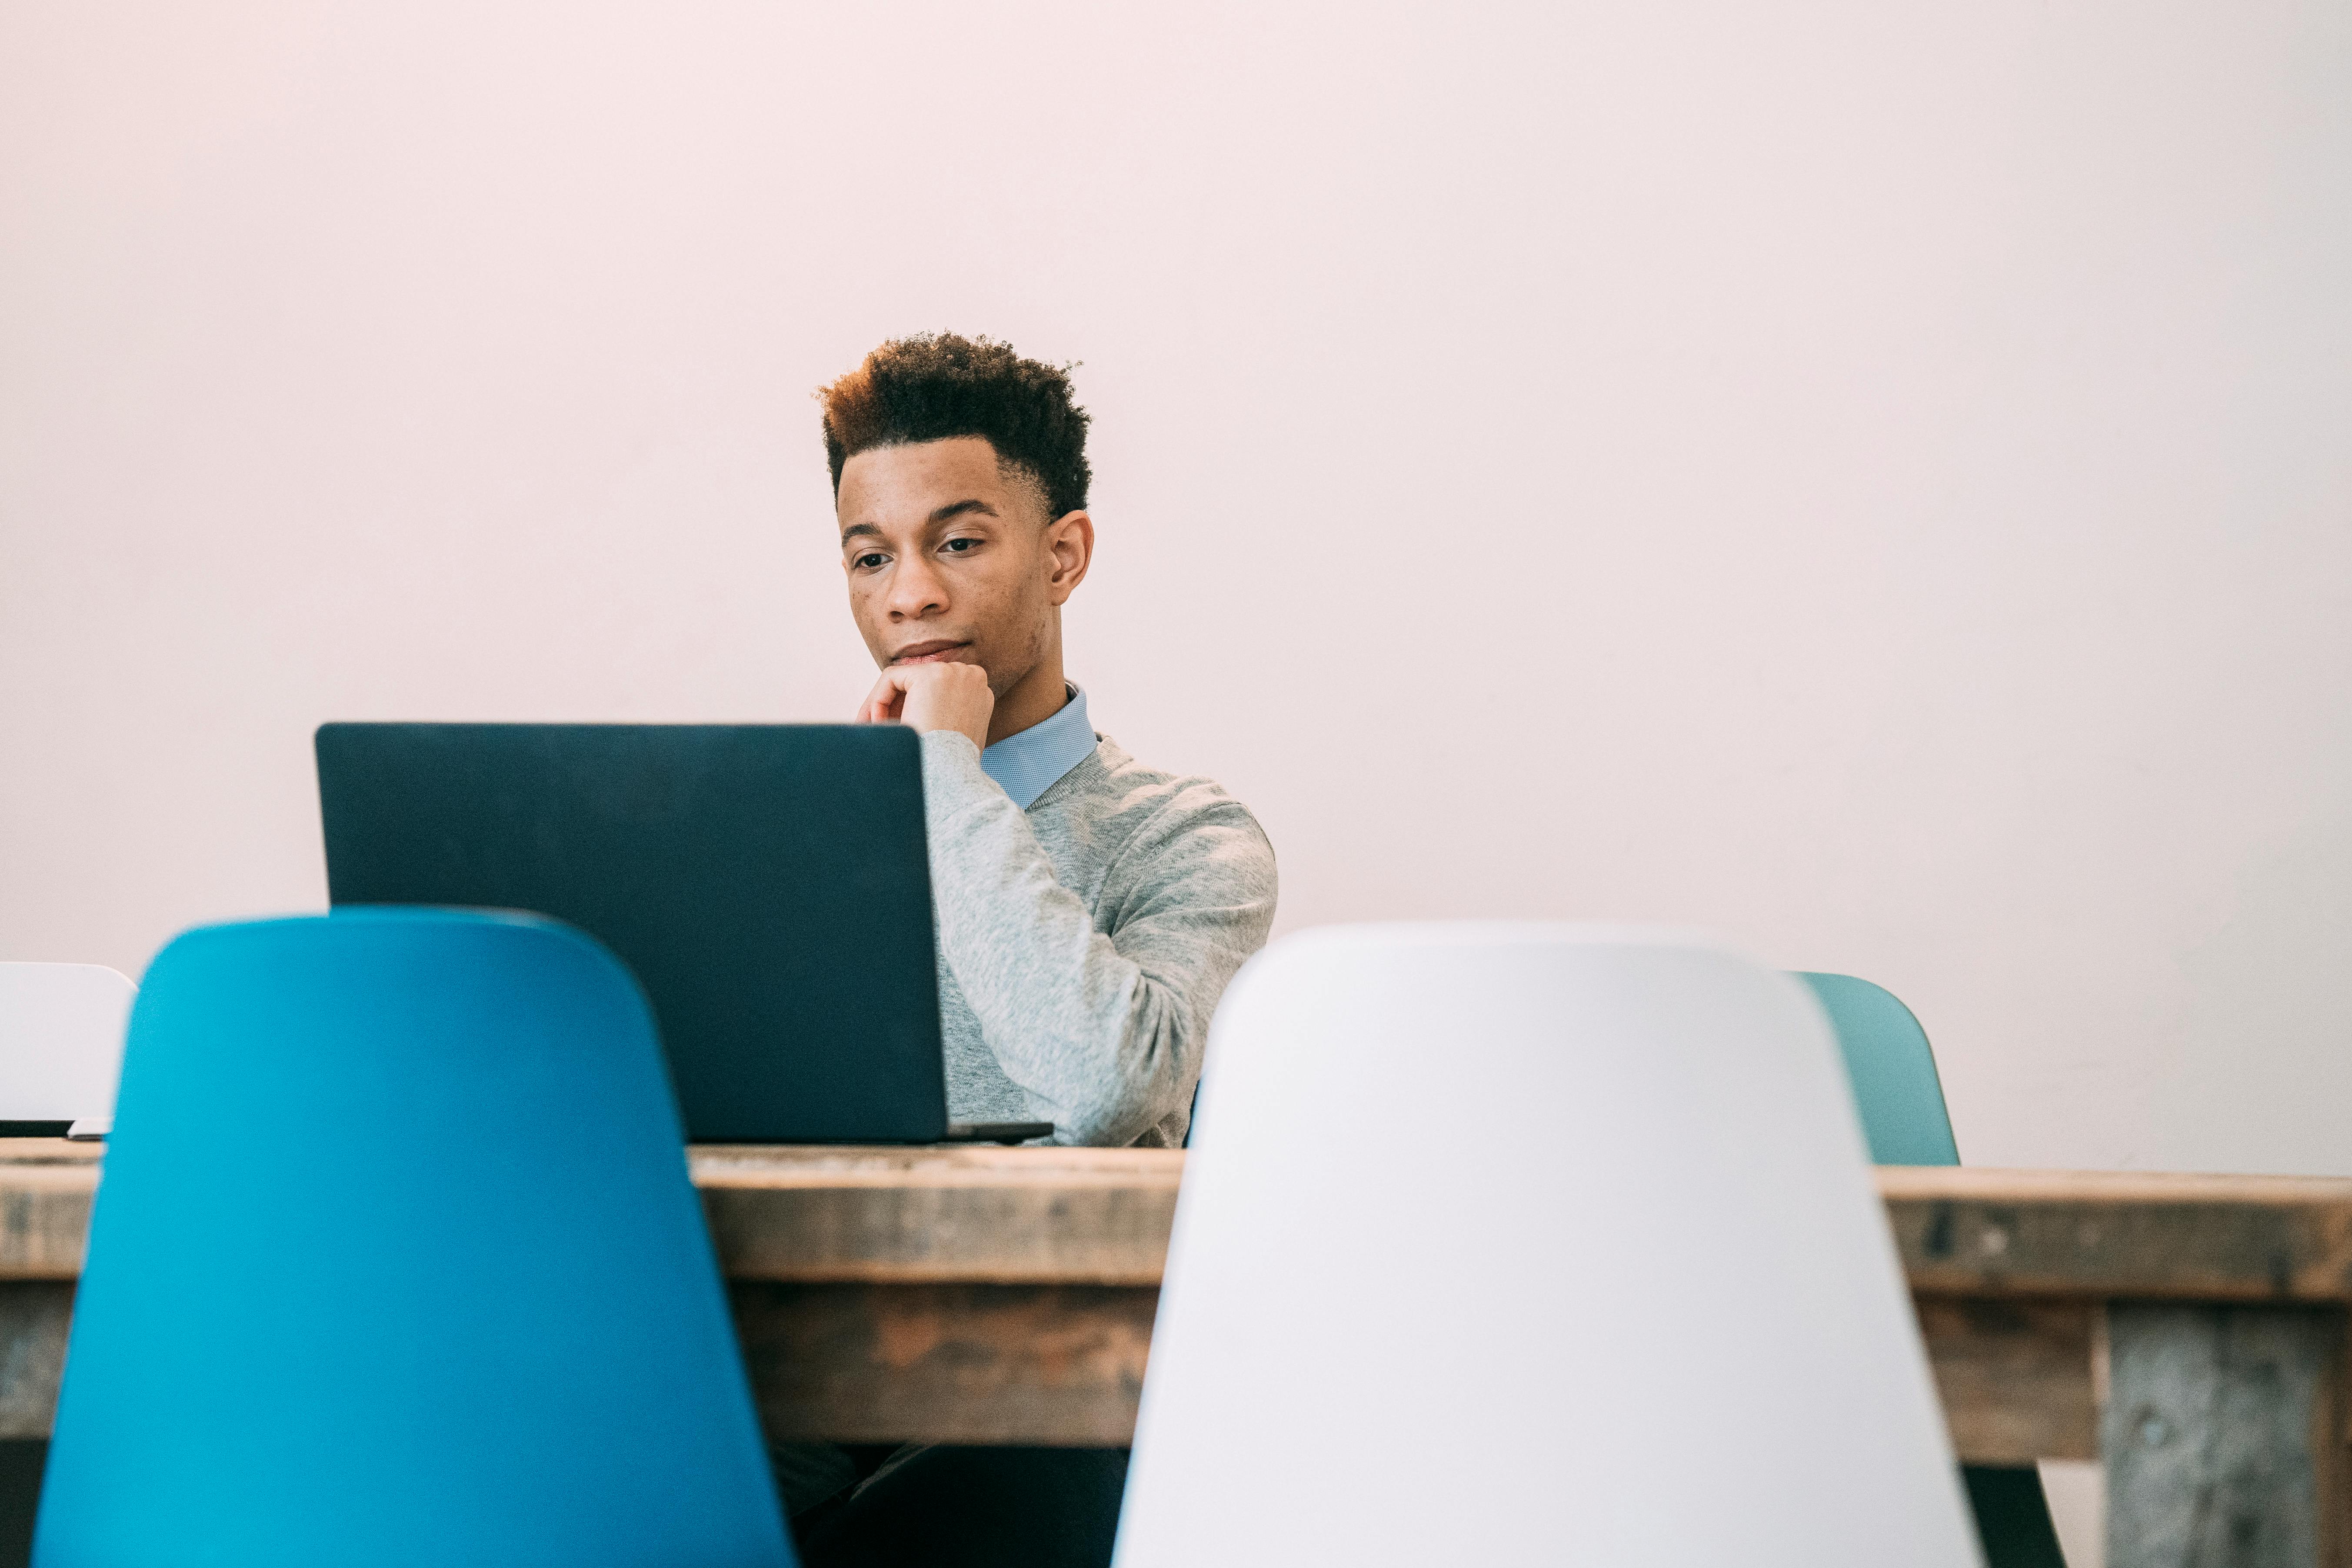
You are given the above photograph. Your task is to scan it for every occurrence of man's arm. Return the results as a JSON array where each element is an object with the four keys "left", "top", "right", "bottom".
[{"left": 918, "top": 730, "right": 1277, "bottom": 1146}]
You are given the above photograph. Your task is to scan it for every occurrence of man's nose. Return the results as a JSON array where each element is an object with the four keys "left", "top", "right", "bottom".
[{"left": 887, "top": 554, "right": 948, "bottom": 621}]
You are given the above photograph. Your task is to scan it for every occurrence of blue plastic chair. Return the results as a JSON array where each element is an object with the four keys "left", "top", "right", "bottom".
[
  {"left": 1798, "top": 972, "right": 1962, "bottom": 1166},
  {"left": 34, "top": 909, "right": 793, "bottom": 1568},
  {"left": 1797, "top": 972, "right": 2065, "bottom": 1568}
]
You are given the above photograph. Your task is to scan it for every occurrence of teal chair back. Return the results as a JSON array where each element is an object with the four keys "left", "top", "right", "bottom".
[
  {"left": 1797, "top": 971, "right": 2066, "bottom": 1568},
  {"left": 1797, "top": 972, "right": 1961, "bottom": 1166},
  {"left": 35, "top": 909, "right": 793, "bottom": 1568}
]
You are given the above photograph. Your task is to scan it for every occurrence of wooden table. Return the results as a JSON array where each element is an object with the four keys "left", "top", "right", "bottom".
[{"left": 7, "top": 1145, "right": 2352, "bottom": 1566}]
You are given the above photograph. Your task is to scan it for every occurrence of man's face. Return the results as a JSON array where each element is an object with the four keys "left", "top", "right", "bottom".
[{"left": 836, "top": 435, "right": 1075, "bottom": 698}]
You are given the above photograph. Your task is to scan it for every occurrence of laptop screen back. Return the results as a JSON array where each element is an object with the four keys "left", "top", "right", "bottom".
[{"left": 316, "top": 722, "right": 945, "bottom": 1142}]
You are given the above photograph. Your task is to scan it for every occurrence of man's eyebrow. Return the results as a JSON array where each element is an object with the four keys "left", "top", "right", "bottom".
[{"left": 841, "top": 499, "right": 997, "bottom": 546}]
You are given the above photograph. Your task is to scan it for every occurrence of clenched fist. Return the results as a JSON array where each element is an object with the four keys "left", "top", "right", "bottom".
[{"left": 856, "top": 661, "right": 995, "bottom": 753}]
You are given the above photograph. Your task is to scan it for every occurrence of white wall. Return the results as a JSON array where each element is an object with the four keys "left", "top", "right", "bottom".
[{"left": 5, "top": 0, "right": 2349, "bottom": 1189}]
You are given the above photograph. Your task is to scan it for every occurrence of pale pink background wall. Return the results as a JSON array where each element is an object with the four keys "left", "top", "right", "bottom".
[
  {"left": 7, "top": 5, "right": 2350, "bottom": 1175},
  {"left": 9, "top": 5, "right": 2349, "bottom": 1551}
]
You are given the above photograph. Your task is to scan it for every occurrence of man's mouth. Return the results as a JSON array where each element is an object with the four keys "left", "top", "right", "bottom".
[{"left": 891, "top": 640, "right": 973, "bottom": 665}]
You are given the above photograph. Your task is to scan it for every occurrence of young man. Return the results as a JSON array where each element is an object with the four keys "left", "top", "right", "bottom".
[
  {"left": 788, "top": 334, "right": 1277, "bottom": 1566},
  {"left": 832, "top": 332, "right": 1276, "bottom": 1151}
]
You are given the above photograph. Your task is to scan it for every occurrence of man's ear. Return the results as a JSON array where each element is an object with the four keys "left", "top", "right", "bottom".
[{"left": 1043, "top": 511, "right": 1094, "bottom": 605}]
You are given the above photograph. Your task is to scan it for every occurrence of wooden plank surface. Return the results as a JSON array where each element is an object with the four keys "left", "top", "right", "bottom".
[
  {"left": 733, "top": 1283, "right": 1156, "bottom": 1445},
  {"left": 18, "top": 1146, "right": 2352, "bottom": 1302},
  {"left": 17, "top": 1144, "right": 2352, "bottom": 1464},
  {"left": 0, "top": 1146, "right": 96, "bottom": 1282},
  {"left": 693, "top": 1146, "right": 1181, "bottom": 1285},
  {"left": 0, "top": 1273, "right": 2139, "bottom": 1458},
  {"left": 0, "top": 1142, "right": 1187, "bottom": 1285},
  {"left": 1882, "top": 1168, "right": 2352, "bottom": 1304},
  {"left": 1912, "top": 1295, "right": 2100, "bottom": 1463}
]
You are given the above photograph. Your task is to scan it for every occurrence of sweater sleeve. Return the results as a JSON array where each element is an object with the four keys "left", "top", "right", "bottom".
[{"left": 918, "top": 729, "right": 1278, "bottom": 1147}]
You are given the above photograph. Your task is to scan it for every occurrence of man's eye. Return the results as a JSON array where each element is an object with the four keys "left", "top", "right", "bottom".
[
  {"left": 940, "top": 538, "right": 978, "bottom": 554},
  {"left": 854, "top": 553, "right": 887, "bottom": 570}
]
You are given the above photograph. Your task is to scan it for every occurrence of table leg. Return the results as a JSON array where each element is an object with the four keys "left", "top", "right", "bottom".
[
  {"left": 0, "top": 1282, "right": 71, "bottom": 1568},
  {"left": 0, "top": 1283, "right": 70, "bottom": 1441},
  {"left": 2104, "top": 1303, "right": 2350, "bottom": 1568}
]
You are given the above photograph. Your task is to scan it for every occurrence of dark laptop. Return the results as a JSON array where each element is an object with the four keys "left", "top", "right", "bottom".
[{"left": 314, "top": 722, "right": 1049, "bottom": 1145}]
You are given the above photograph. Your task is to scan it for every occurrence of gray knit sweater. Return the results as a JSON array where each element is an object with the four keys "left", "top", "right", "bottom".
[{"left": 917, "top": 728, "right": 1278, "bottom": 1148}]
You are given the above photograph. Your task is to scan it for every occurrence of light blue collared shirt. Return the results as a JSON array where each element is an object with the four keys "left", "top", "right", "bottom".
[{"left": 980, "top": 683, "right": 1097, "bottom": 809}]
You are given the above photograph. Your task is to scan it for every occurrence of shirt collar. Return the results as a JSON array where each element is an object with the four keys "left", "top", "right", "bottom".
[{"left": 980, "top": 683, "right": 1096, "bottom": 810}]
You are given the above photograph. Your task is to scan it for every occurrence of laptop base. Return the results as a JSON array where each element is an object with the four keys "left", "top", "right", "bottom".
[{"left": 941, "top": 1122, "right": 1055, "bottom": 1145}]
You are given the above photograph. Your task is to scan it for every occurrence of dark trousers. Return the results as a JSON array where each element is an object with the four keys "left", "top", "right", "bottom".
[
  {"left": 1961, "top": 1464, "right": 2068, "bottom": 1568},
  {"left": 792, "top": 1445, "right": 1129, "bottom": 1568},
  {"left": 789, "top": 1449, "right": 2062, "bottom": 1568}
]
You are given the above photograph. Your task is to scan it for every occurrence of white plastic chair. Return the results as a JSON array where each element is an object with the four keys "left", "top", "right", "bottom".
[
  {"left": 0, "top": 962, "right": 134, "bottom": 1138},
  {"left": 1114, "top": 924, "right": 1981, "bottom": 1568}
]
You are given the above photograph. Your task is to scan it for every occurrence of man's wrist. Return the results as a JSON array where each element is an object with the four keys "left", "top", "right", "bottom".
[
  {"left": 917, "top": 727, "right": 1010, "bottom": 816},
  {"left": 919, "top": 727, "right": 983, "bottom": 761}
]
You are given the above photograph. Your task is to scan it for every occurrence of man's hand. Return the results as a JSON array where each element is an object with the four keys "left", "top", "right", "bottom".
[{"left": 857, "top": 662, "right": 995, "bottom": 753}]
